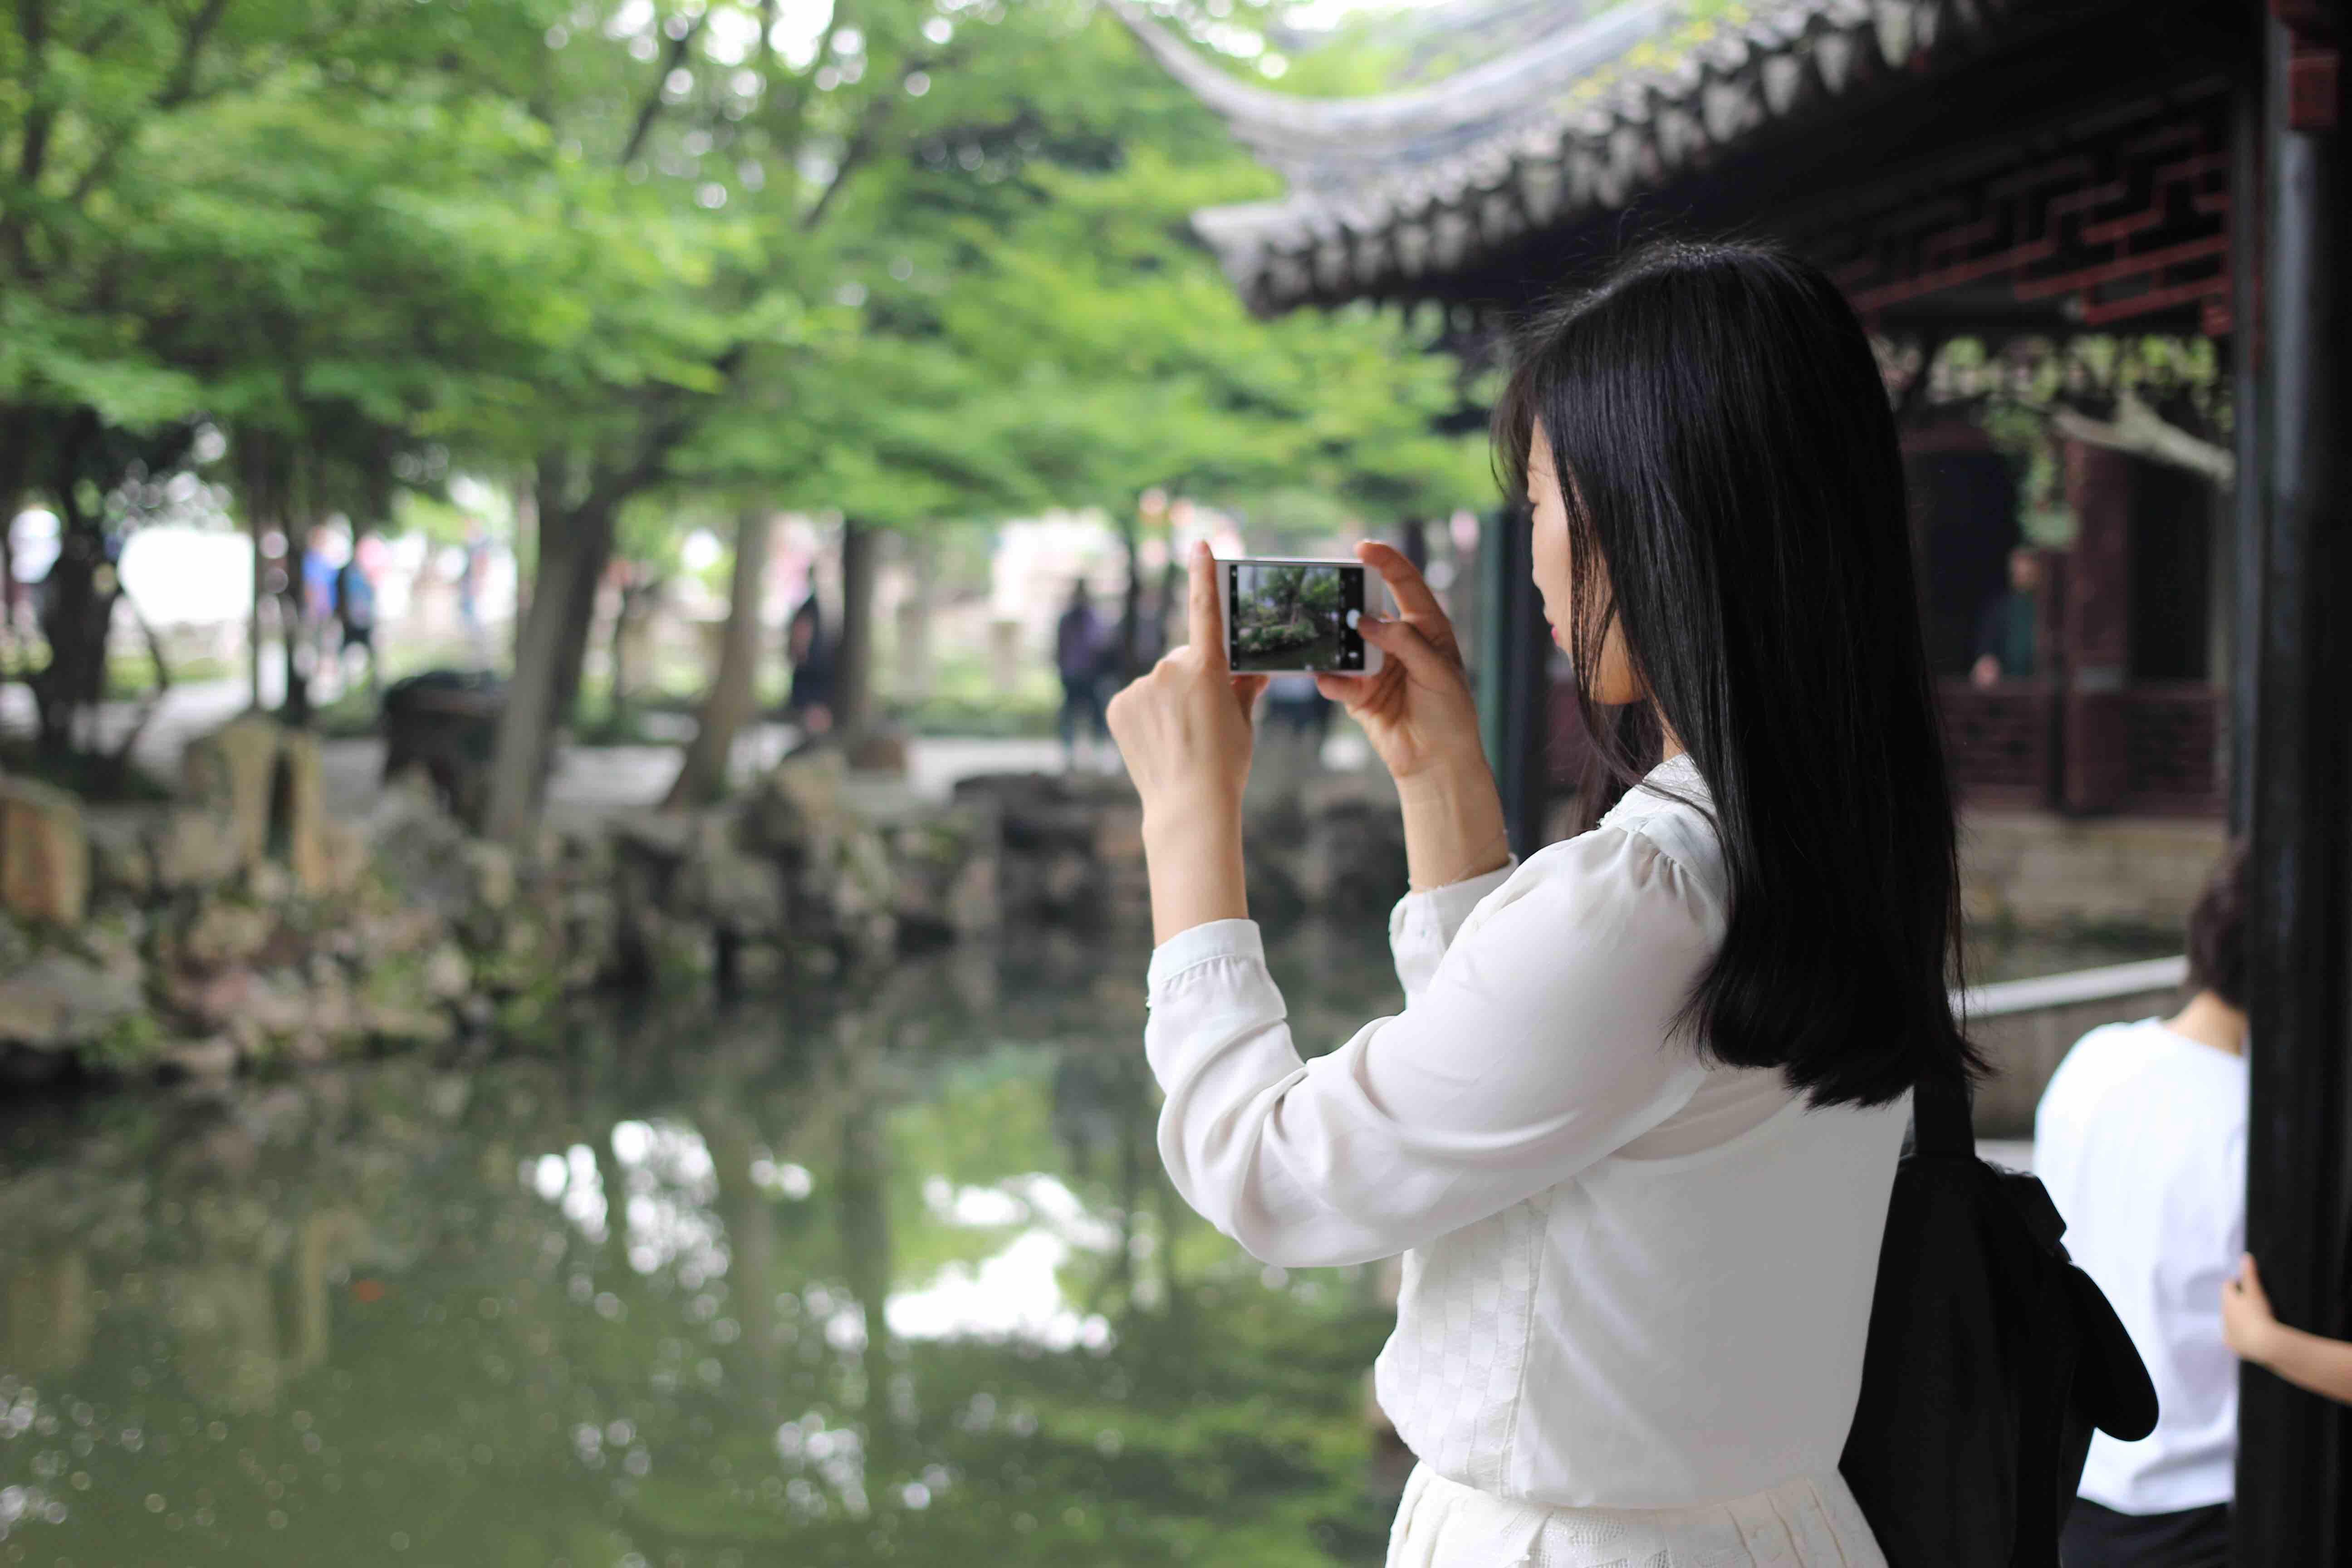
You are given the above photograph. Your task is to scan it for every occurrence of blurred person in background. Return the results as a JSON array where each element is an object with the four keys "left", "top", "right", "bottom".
[
  {"left": 784, "top": 594, "right": 835, "bottom": 745},
  {"left": 334, "top": 539, "right": 381, "bottom": 696},
  {"left": 2222, "top": 1254, "right": 2352, "bottom": 1408},
  {"left": 2037, "top": 843, "right": 2248, "bottom": 1568},
  {"left": 1263, "top": 674, "right": 1333, "bottom": 768},
  {"left": 1970, "top": 545, "right": 2043, "bottom": 688},
  {"left": 302, "top": 524, "right": 340, "bottom": 668},
  {"left": 1054, "top": 579, "right": 1107, "bottom": 772},
  {"left": 458, "top": 521, "right": 489, "bottom": 662}
]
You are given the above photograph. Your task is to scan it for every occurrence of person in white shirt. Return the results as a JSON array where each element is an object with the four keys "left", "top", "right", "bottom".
[
  {"left": 2036, "top": 844, "right": 2249, "bottom": 1568},
  {"left": 1105, "top": 242, "right": 1980, "bottom": 1567}
]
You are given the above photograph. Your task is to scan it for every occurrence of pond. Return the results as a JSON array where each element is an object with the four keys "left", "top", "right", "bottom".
[
  {"left": 0, "top": 913, "right": 2174, "bottom": 1567},
  {"left": 0, "top": 923, "right": 1413, "bottom": 1568}
]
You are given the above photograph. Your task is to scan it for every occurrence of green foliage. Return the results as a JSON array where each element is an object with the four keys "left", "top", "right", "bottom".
[{"left": 6, "top": 0, "right": 1494, "bottom": 770}]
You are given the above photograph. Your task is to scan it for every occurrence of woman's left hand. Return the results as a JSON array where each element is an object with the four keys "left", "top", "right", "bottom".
[{"left": 1106, "top": 541, "right": 1267, "bottom": 939}]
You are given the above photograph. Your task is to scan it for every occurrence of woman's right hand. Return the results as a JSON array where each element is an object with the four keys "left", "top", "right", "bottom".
[{"left": 1320, "top": 542, "right": 1509, "bottom": 889}]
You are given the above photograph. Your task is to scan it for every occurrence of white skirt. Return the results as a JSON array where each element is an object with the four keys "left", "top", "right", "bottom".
[{"left": 1384, "top": 1463, "right": 1889, "bottom": 1568}]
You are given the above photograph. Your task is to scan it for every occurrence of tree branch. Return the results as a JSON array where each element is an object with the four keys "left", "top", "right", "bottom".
[
  {"left": 620, "top": 10, "right": 709, "bottom": 166},
  {"left": 59, "top": 0, "right": 232, "bottom": 211},
  {"left": 14, "top": 0, "right": 54, "bottom": 187},
  {"left": 800, "top": 41, "right": 966, "bottom": 235},
  {"left": 2050, "top": 390, "right": 2235, "bottom": 486}
]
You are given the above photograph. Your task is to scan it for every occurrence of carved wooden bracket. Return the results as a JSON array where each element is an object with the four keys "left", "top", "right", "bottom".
[{"left": 2274, "top": 0, "right": 2342, "bottom": 131}]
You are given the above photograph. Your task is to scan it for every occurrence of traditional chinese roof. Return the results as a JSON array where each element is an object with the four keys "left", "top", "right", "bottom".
[{"left": 1111, "top": 0, "right": 2035, "bottom": 314}]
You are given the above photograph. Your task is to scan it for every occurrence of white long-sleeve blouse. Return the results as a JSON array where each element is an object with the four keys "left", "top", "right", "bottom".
[{"left": 1143, "top": 755, "right": 1909, "bottom": 1510}]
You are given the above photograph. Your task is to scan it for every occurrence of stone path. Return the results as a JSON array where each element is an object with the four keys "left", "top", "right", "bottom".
[{"left": 5, "top": 676, "right": 1387, "bottom": 821}]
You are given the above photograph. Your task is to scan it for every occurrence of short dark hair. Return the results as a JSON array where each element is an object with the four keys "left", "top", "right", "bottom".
[
  {"left": 1491, "top": 240, "right": 1979, "bottom": 1108},
  {"left": 2185, "top": 841, "right": 2249, "bottom": 1010}
]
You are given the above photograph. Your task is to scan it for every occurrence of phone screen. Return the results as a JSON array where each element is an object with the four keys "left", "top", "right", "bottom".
[{"left": 1226, "top": 560, "right": 1367, "bottom": 673}]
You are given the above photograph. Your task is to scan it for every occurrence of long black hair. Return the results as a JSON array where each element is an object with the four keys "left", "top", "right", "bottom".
[{"left": 1493, "top": 239, "right": 1978, "bottom": 1108}]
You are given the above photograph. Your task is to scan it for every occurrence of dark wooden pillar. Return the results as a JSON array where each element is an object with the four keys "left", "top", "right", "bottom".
[
  {"left": 2061, "top": 441, "right": 2133, "bottom": 814},
  {"left": 2229, "top": 36, "right": 2269, "bottom": 833},
  {"left": 1475, "top": 500, "right": 1549, "bottom": 857},
  {"left": 2236, "top": 2, "right": 2350, "bottom": 1558}
]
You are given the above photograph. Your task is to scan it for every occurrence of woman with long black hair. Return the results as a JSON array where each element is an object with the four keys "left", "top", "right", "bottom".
[{"left": 1105, "top": 241, "right": 1976, "bottom": 1565}]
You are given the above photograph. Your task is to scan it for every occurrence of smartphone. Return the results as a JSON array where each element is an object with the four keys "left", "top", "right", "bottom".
[{"left": 1219, "top": 557, "right": 1386, "bottom": 676}]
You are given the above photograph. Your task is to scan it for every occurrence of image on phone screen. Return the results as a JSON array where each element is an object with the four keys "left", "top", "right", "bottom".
[{"left": 1228, "top": 561, "right": 1366, "bottom": 673}]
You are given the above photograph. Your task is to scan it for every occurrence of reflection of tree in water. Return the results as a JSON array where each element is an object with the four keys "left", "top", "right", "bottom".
[{"left": 0, "top": 935, "right": 1405, "bottom": 1565}]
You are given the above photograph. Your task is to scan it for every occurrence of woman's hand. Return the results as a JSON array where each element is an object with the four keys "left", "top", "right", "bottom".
[
  {"left": 1320, "top": 542, "right": 1509, "bottom": 889},
  {"left": 1318, "top": 541, "right": 1484, "bottom": 786},
  {"left": 2223, "top": 1253, "right": 2281, "bottom": 1365},
  {"left": 1107, "top": 541, "right": 1267, "bottom": 941}
]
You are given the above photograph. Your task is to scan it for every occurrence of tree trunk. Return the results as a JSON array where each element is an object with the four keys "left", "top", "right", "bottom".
[
  {"left": 1150, "top": 550, "right": 1181, "bottom": 666},
  {"left": 484, "top": 499, "right": 615, "bottom": 843},
  {"left": 31, "top": 531, "right": 112, "bottom": 758},
  {"left": 1399, "top": 517, "right": 1429, "bottom": 573},
  {"left": 277, "top": 539, "right": 310, "bottom": 726},
  {"left": 1117, "top": 512, "right": 1143, "bottom": 679},
  {"left": 833, "top": 516, "right": 880, "bottom": 745},
  {"left": 29, "top": 418, "right": 113, "bottom": 757},
  {"left": 604, "top": 569, "right": 638, "bottom": 734},
  {"left": 663, "top": 505, "right": 773, "bottom": 808},
  {"left": 546, "top": 522, "right": 610, "bottom": 741},
  {"left": 246, "top": 505, "right": 265, "bottom": 702},
  {"left": 893, "top": 530, "right": 934, "bottom": 699}
]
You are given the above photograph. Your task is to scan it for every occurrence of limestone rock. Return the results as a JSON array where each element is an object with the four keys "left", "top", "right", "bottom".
[
  {"left": 0, "top": 778, "right": 90, "bottom": 926},
  {"left": 181, "top": 715, "right": 280, "bottom": 869},
  {"left": 82, "top": 807, "right": 158, "bottom": 901},
  {"left": 279, "top": 731, "right": 361, "bottom": 897},
  {"left": 176, "top": 898, "right": 274, "bottom": 973},
  {"left": 847, "top": 727, "right": 910, "bottom": 774},
  {"left": 159, "top": 1037, "right": 240, "bottom": 1079},
  {"left": 153, "top": 807, "right": 244, "bottom": 890},
  {"left": 0, "top": 951, "right": 141, "bottom": 1049},
  {"left": 424, "top": 943, "right": 472, "bottom": 1001},
  {"left": 676, "top": 814, "right": 786, "bottom": 937},
  {"left": 462, "top": 841, "right": 516, "bottom": 912}
]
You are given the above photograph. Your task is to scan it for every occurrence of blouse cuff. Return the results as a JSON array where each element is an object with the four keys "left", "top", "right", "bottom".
[
  {"left": 1388, "top": 859, "right": 1517, "bottom": 951},
  {"left": 1147, "top": 918, "right": 1267, "bottom": 1000}
]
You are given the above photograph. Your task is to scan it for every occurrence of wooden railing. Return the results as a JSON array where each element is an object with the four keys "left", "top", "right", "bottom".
[
  {"left": 1548, "top": 676, "right": 2224, "bottom": 819},
  {"left": 1938, "top": 681, "right": 2058, "bottom": 807}
]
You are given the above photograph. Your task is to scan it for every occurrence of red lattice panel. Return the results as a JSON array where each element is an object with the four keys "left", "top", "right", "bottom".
[
  {"left": 1939, "top": 683, "right": 2057, "bottom": 804},
  {"left": 1824, "top": 93, "right": 2234, "bottom": 338},
  {"left": 2116, "top": 684, "right": 2224, "bottom": 814}
]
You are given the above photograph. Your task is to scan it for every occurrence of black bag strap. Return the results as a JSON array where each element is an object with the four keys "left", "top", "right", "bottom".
[
  {"left": 1912, "top": 1068, "right": 1976, "bottom": 1159},
  {"left": 2010, "top": 1266, "right": 2079, "bottom": 1567}
]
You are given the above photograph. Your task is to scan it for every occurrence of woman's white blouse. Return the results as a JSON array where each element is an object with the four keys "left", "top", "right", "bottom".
[{"left": 1143, "top": 756, "right": 1909, "bottom": 1510}]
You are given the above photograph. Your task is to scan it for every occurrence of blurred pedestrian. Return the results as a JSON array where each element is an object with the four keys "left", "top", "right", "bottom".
[
  {"left": 1054, "top": 580, "right": 1107, "bottom": 771},
  {"left": 1264, "top": 673, "right": 1332, "bottom": 763},
  {"left": 2036, "top": 842, "right": 2248, "bottom": 1568},
  {"left": 334, "top": 544, "right": 380, "bottom": 696},
  {"left": 784, "top": 594, "right": 835, "bottom": 742},
  {"left": 1970, "top": 545, "right": 2043, "bottom": 688},
  {"left": 458, "top": 521, "right": 488, "bottom": 662},
  {"left": 302, "top": 524, "right": 339, "bottom": 666}
]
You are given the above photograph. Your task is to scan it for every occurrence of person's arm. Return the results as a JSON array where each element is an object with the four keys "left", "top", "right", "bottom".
[
  {"left": 1387, "top": 856, "right": 1515, "bottom": 1004},
  {"left": 2225, "top": 1254, "right": 2352, "bottom": 1404},
  {"left": 1145, "top": 827, "right": 1716, "bottom": 1268}
]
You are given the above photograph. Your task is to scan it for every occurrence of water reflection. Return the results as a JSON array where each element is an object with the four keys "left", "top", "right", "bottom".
[{"left": 0, "top": 926, "right": 1406, "bottom": 1566}]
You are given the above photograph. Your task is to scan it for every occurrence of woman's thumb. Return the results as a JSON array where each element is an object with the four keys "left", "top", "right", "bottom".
[{"left": 1358, "top": 612, "right": 1442, "bottom": 678}]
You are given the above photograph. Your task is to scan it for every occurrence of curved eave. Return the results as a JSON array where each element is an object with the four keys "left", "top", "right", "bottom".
[{"left": 1137, "top": 0, "right": 2020, "bottom": 314}]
